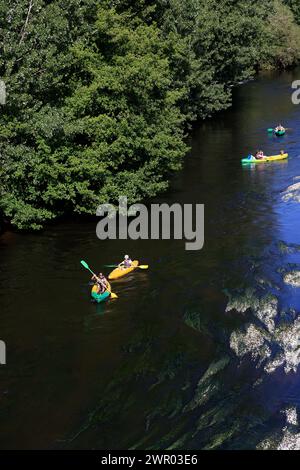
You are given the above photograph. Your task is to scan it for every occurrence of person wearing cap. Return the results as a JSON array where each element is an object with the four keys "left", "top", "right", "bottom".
[
  {"left": 275, "top": 124, "right": 285, "bottom": 132},
  {"left": 118, "top": 255, "right": 133, "bottom": 269}
]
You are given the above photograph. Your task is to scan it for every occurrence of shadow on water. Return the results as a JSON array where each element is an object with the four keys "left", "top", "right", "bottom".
[{"left": 1, "top": 69, "right": 300, "bottom": 449}]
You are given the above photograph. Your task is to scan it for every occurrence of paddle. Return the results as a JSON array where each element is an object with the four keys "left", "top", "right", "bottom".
[
  {"left": 105, "top": 264, "right": 149, "bottom": 270},
  {"left": 80, "top": 260, "right": 118, "bottom": 299}
]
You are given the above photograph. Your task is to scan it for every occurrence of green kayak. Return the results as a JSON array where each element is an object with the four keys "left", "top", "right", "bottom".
[{"left": 91, "top": 284, "right": 111, "bottom": 303}]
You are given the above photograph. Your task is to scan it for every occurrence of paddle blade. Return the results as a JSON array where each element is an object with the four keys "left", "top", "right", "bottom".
[
  {"left": 80, "top": 260, "right": 89, "bottom": 270},
  {"left": 267, "top": 128, "right": 274, "bottom": 133},
  {"left": 110, "top": 292, "right": 118, "bottom": 299},
  {"left": 80, "top": 260, "right": 95, "bottom": 276},
  {"left": 138, "top": 265, "right": 149, "bottom": 270}
]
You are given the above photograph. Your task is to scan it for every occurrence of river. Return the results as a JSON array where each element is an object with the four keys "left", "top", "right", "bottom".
[{"left": 1, "top": 69, "right": 300, "bottom": 450}]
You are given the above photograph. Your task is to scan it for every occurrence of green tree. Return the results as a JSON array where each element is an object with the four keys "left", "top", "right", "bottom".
[
  {"left": 265, "top": 0, "right": 300, "bottom": 68},
  {"left": 284, "top": 0, "right": 300, "bottom": 23},
  {"left": 0, "top": 2, "right": 187, "bottom": 229}
]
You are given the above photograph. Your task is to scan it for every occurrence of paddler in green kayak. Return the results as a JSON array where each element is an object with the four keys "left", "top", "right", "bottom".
[
  {"left": 275, "top": 124, "right": 285, "bottom": 133},
  {"left": 91, "top": 272, "right": 109, "bottom": 293},
  {"left": 118, "top": 255, "right": 133, "bottom": 269}
]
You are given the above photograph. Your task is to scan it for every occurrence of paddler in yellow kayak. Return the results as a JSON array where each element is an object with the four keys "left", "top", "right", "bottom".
[
  {"left": 118, "top": 255, "right": 133, "bottom": 270},
  {"left": 254, "top": 150, "right": 265, "bottom": 160},
  {"left": 91, "top": 272, "right": 109, "bottom": 293}
]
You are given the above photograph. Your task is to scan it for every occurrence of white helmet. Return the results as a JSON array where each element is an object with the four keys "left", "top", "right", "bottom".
[{"left": 125, "top": 255, "right": 129, "bottom": 259}]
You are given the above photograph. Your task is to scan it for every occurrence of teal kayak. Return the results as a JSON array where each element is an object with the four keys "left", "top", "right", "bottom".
[
  {"left": 91, "top": 284, "right": 111, "bottom": 303},
  {"left": 275, "top": 129, "right": 286, "bottom": 136}
]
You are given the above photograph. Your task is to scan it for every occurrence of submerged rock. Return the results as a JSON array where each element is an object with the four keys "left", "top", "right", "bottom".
[
  {"left": 277, "top": 430, "right": 300, "bottom": 450},
  {"left": 274, "top": 318, "right": 300, "bottom": 373},
  {"left": 184, "top": 357, "right": 229, "bottom": 412},
  {"left": 264, "top": 353, "right": 285, "bottom": 374},
  {"left": 230, "top": 324, "right": 271, "bottom": 365},
  {"left": 258, "top": 408, "right": 300, "bottom": 450},
  {"left": 282, "top": 182, "right": 300, "bottom": 203},
  {"left": 226, "top": 290, "right": 278, "bottom": 333},
  {"left": 253, "top": 295, "right": 278, "bottom": 334},
  {"left": 284, "top": 271, "right": 300, "bottom": 288},
  {"left": 184, "top": 310, "right": 203, "bottom": 332},
  {"left": 198, "top": 357, "right": 230, "bottom": 386},
  {"left": 228, "top": 286, "right": 300, "bottom": 374},
  {"left": 285, "top": 407, "right": 298, "bottom": 426},
  {"left": 225, "top": 288, "right": 256, "bottom": 314},
  {"left": 231, "top": 313, "right": 300, "bottom": 375},
  {"left": 277, "top": 240, "right": 293, "bottom": 255}
]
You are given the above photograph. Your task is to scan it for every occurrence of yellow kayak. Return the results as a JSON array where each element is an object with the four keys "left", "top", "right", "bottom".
[
  {"left": 108, "top": 260, "right": 139, "bottom": 280},
  {"left": 242, "top": 153, "right": 288, "bottom": 164}
]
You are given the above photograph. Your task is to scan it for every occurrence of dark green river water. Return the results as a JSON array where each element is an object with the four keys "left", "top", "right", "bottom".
[{"left": 1, "top": 69, "right": 300, "bottom": 450}]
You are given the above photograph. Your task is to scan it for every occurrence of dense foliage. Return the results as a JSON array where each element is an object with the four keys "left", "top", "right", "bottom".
[
  {"left": 285, "top": 0, "right": 300, "bottom": 23},
  {"left": 1, "top": 0, "right": 300, "bottom": 229}
]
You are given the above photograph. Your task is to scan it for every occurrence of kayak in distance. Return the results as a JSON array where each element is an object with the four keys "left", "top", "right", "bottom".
[
  {"left": 241, "top": 152, "right": 288, "bottom": 165},
  {"left": 267, "top": 125, "right": 286, "bottom": 136},
  {"left": 91, "top": 282, "right": 112, "bottom": 303},
  {"left": 108, "top": 260, "right": 139, "bottom": 280}
]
